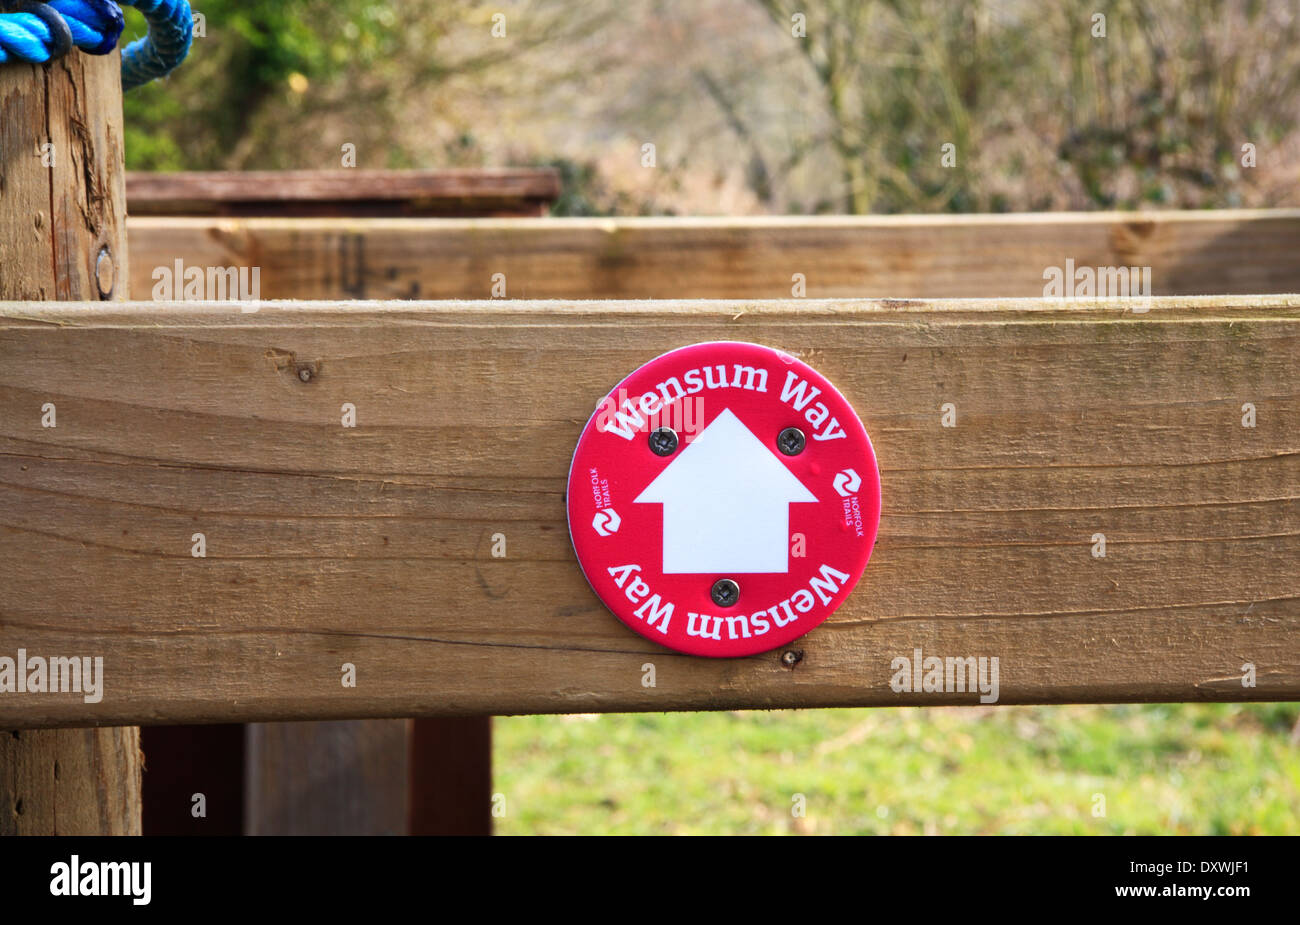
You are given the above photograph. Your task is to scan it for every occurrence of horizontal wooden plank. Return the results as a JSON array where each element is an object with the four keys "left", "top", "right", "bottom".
[
  {"left": 0, "top": 296, "right": 1296, "bottom": 727},
  {"left": 126, "top": 210, "right": 1300, "bottom": 300},
  {"left": 126, "top": 169, "right": 561, "bottom": 218}
]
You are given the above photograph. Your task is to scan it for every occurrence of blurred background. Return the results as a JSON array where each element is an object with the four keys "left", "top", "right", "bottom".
[
  {"left": 123, "top": 0, "right": 1300, "bottom": 834},
  {"left": 125, "top": 0, "right": 1300, "bottom": 214}
]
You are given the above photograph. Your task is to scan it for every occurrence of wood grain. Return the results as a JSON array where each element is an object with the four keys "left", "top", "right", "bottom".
[
  {"left": 126, "top": 169, "right": 561, "bottom": 218},
  {"left": 0, "top": 52, "right": 128, "bottom": 302},
  {"left": 0, "top": 296, "right": 1296, "bottom": 727},
  {"left": 244, "top": 720, "right": 409, "bottom": 835},
  {"left": 0, "top": 49, "right": 137, "bottom": 833},
  {"left": 124, "top": 211, "right": 1300, "bottom": 301},
  {"left": 0, "top": 60, "right": 53, "bottom": 300},
  {"left": 0, "top": 727, "right": 141, "bottom": 835}
]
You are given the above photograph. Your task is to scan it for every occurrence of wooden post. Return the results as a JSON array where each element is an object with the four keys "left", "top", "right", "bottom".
[
  {"left": 410, "top": 717, "right": 492, "bottom": 836},
  {"left": 0, "top": 49, "right": 139, "bottom": 834},
  {"left": 245, "top": 721, "right": 411, "bottom": 836}
]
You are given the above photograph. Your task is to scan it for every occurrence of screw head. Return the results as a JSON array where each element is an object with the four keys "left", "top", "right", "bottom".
[
  {"left": 711, "top": 578, "right": 740, "bottom": 607},
  {"left": 649, "top": 426, "right": 679, "bottom": 456},
  {"left": 778, "top": 426, "right": 806, "bottom": 456},
  {"left": 94, "top": 246, "right": 115, "bottom": 300},
  {"left": 297, "top": 366, "right": 313, "bottom": 382},
  {"left": 781, "top": 649, "right": 804, "bottom": 669}
]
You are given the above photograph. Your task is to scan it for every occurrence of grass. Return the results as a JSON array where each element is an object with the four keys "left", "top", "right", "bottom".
[{"left": 494, "top": 703, "right": 1300, "bottom": 835}]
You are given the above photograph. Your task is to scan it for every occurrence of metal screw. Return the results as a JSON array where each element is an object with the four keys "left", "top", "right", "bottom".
[
  {"left": 778, "top": 426, "right": 806, "bottom": 456},
  {"left": 711, "top": 578, "right": 739, "bottom": 607},
  {"left": 297, "top": 366, "right": 313, "bottom": 382},
  {"left": 649, "top": 426, "right": 679, "bottom": 456},
  {"left": 781, "top": 649, "right": 804, "bottom": 669},
  {"left": 94, "top": 245, "right": 115, "bottom": 300}
]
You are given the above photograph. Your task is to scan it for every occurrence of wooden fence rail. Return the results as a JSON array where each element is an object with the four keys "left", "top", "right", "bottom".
[
  {"left": 125, "top": 211, "right": 1300, "bottom": 301},
  {"left": 2, "top": 296, "right": 1296, "bottom": 729},
  {"left": 126, "top": 168, "right": 561, "bottom": 218}
]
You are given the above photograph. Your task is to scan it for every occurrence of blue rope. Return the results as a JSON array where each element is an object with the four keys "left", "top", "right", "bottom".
[
  {"left": 0, "top": 0, "right": 190, "bottom": 89},
  {"left": 119, "top": 0, "right": 191, "bottom": 90}
]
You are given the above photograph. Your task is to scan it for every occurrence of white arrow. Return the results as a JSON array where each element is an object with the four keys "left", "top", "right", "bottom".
[{"left": 635, "top": 408, "right": 817, "bottom": 573}]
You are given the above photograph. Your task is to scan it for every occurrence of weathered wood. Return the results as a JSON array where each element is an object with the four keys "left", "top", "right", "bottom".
[
  {"left": 0, "top": 48, "right": 137, "bottom": 833},
  {"left": 0, "top": 62, "right": 54, "bottom": 299},
  {"left": 0, "top": 296, "right": 1296, "bottom": 726},
  {"left": 1, "top": 54, "right": 127, "bottom": 301},
  {"left": 244, "top": 720, "right": 410, "bottom": 835},
  {"left": 0, "top": 728, "right": 142, "bottom": 835},
  {"left": 124, "top": 211, "right": 1300, "bottom": 301},
  {"left": 126, "top": 169, "right": 561, "bottom": 218}
]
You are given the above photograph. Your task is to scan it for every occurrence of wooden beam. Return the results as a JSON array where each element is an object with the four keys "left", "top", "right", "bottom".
[
  {"left": 126, "top": 169, "right": 561, "bottom": 218},
  {"left": 0, "top": 296, "right": 1296, "bottom": 727},
  {"left": 125, "top": 211, "right": 1300, "bottom": 300},
  {"left": 0, "top": 46, "right": 138, "bottom": 833},
  {"left": 244, "top": 720, "right": 410, "bottom": 835}
]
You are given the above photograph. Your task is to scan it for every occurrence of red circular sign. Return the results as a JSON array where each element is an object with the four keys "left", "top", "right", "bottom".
[{"left": 566, "top": 342, "right": 881, "bottom": 657}]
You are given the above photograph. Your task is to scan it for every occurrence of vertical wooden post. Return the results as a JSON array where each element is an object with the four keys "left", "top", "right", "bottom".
[
  {"left": 244, "top": 721, "right": 411, "bottom": 836},
  {"left": 0, "top": 48, "right": 139, "bottom": 834},
  {"left": 409, "top": 717, "right": 492, "bottom": 835}
]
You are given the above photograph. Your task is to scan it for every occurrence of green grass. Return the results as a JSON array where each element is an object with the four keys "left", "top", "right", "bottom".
[{"left": 494, "top": 704, "right": 1300, "bottom": 835}]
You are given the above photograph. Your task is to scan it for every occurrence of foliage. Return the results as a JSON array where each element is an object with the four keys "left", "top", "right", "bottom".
[
  {"left": 753, "top": 0, "right": 1300, "bottom": 212},
  {"left": 122, "top": 1, "right": 602, "bottom": 171},
  {"left": 123, "top": 1, "right": 424, "bottom": 169},
  {"left": 121, "top": 1, "right": 1300, "bottom": 213},
  {"left": 496, "top": 704, "right": 1300, "bottom": 834}
]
